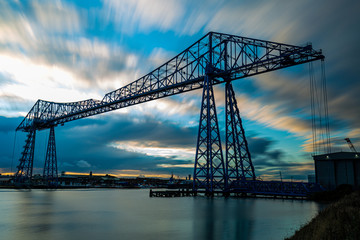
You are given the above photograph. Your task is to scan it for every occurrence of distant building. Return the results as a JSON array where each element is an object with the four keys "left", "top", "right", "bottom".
[
  {"left": 56, "top": 172, "right": 171, "bottom": 188},
  {"left": 313, "top": 152, "right": 360, "bottom": 190},
  {"left": 0, "top": 175, "right": 12, "bottom": 185},
  {"left": 307, "top": 174, "right": 316, "bottom": 183}
]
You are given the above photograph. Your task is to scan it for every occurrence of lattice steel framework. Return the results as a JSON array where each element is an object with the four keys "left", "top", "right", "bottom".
[
  {"left": 43, "top": 126, "right": 58, "bottom": 184},
  {"left": 225, "top": 82, "right": 255, "bottom": 183},
  {"left": 15, "top": 130, "right": 36, "bottom": 182},
  {"left": 16, "top": 32, "right": 324, "bottom": 132},
  {"left": 193, "top": 76, "right": 226, "bottom": 193},
  {"left": 14, "top": 32, "right": 324, "bottom": 184}
]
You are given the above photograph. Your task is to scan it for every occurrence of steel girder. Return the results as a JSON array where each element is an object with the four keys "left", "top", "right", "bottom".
[
  {"left": 15, "top": 130, "right": 36, "bottom": 182},
  {"left": 225, "top": 82, "right": 255, "bottom": 183},
  {"left": 43, "top": 126, "right": 58, "bottom": 184},
  {"left": 16, "top": 32, "right": 324, "bottom": 132},
  {"left": 193, "top": 75, "right": 226, "bottom": 194}
]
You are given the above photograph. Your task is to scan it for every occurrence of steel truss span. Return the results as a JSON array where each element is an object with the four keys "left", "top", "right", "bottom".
[
  {"left": 14, "top": 32, "right": 324, "bottom": 194},
  {"left": 17, "top": 32, "right": 323, "bottom": 131}
]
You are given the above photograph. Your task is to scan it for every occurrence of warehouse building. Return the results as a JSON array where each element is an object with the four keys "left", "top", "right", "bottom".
[{"left": 313, "top": 152, "right": 360, "bottom": 190}]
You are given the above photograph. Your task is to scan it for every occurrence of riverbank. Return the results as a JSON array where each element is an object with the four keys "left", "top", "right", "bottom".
[{"left": 286, "top": 190, "right": 360, "bottom": 240}]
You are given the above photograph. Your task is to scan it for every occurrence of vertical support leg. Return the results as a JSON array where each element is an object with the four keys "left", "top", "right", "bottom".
[
  {"left": 15, "top": 130, "right": 36, "bottom": 183},
  {"left": 225, "top": 82, "right": 255, "bottom": 189},
  {"left": 43, "top": 126, "right": 58, "bottom": 185},
  {"left": 193, "top": 75, "right": 226, "bottom": 194}
]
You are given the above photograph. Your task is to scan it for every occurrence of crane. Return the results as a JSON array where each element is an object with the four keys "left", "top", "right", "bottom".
[{"left": 344, "top": 138, "right": 358, "bottom": 152}]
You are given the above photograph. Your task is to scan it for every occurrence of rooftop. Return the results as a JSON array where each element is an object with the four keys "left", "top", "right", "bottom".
[{"left": 313, "top": 152, "right": 360, "bottom": 161}]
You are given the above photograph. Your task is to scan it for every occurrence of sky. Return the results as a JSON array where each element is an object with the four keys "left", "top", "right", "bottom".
[{"left": 0, "top": 0, "right": 359, "bottom": 181}]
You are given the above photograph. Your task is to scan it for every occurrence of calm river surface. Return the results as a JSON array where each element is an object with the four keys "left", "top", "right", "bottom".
[{"left": 0, "top": 189, "right": 323, "bottom": 240}]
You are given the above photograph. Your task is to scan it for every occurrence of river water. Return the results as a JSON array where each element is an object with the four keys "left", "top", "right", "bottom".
[{"left": 0, "top": 189, "right": 323, "bottom": 240}]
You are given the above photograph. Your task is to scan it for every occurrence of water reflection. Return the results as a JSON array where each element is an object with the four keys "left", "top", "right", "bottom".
[
  {"left": 204, "top": 198, "right": 215, "bottom": 240},
  {"left": 0, "top": 189, "right": 323, "bottom": 240},
  {"left": 193, "top": 197, "right": 255, "bottom": 240},
  {"left": 231, "top": 198, "right": 254, "bottom": 239},
  {"left": 16, "top": 190, "right": 55, "bottom": 239}
]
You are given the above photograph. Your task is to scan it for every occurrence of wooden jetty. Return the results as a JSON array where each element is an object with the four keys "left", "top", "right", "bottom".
[{"left": 149, "top": 188, "right": 309, "bottom": 199}]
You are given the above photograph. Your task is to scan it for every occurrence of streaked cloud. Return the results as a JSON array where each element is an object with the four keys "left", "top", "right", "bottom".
[
  {"left": 110, "top": 141, "right": 195, "bottom": 159},
  {"left": 76, "top": 159, "right": 92, "bottom": 168},
  {"left": 148, "top": 47, "right": 175, "bottom": 68},
  {"left": 32, "top": 0, "right": 82, "bottom": 34},
  {"left": 237, "top": 94, "right": 312, "bottom": 139},
  {"left": 102, "top": 0, "right": 185, "bottom": 34}
]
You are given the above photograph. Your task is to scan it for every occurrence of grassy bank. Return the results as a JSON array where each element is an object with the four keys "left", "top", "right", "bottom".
[
  {"left": 308, "top": 184, "right": 354, "bottom": 202},
  {"left": 286, "top": 190, "right": 360, "bottom": 240}
]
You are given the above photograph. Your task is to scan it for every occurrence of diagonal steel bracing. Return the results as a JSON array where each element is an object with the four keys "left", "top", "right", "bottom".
[
  {"left": 225, "top": 82, "right": 255, "bottom": 185},
  {"left": 16, "top": 32, "right": 324, "bottom": 132},
  {"left": 43, "top": 126, "right": 58, "bottom": 184},
  {"left": 15, "top": 130, "right": 36, "bottom": 182},
  {"left": 193, "top": 75, "right": 226, "bottom": 194}
]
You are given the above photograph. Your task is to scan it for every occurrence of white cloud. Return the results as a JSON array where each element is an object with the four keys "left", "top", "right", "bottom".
[
  {"left": 148, "top": 48, "right": 175, "bottom": 68},
  {"left": 0, "top": 2, "right": 35, "bottom": 50},
  {"left": 0, "top": 53, "right": 102, "bottom": 103},
  {"left": 237, "top": 93, "right": 312, "bottom": 139},
  {"left": 136, "top": 96, "right": 199, "bottom": 118},
  {"left": 202, "top": 0, "right": 311, "bottom": 42},
  {"left": 0, "top": 0, "right": 142, "bottom": 92},
  {"left": 110, "top": 141, "right": 195, "bottom": 160},
  {"left": 0, "top": 1, "right": 146, "bottom": 114},
  {"left": 179, "top": 0, "right": 225, "bottom": 36},
  {"left": 103, "top": 0, "right": 185, "bottom": 34},
  {"left": 32, "top": 0, "right": 82, "bottom": 34},
  {"left": 76, "top": 160, "right": 92, "bottom": 168}
]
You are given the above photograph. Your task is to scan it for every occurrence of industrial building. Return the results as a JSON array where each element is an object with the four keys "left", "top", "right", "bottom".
[{"left": 313, "top": 152, "right": 360, "bottom": 190}]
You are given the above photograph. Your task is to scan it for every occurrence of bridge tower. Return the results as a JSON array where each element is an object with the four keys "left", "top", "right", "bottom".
[
  {"left": 193, "top": 75, "right": 226, "bottom": 194},
  {"left": 15, "top": 129, "right": 36, "bottom": 183},
  {"left": 193, "top": 33, "right": 256, "bottom": 194},
  {"left": 43, "top": 126, "right": 58, "bottom": 185},
  {"left": 15, "top": 125, "right": 59, "bottom": 185},
  {"left": 225, "top": 82, "right": 256, "bottom": 184},
  {"left": 193, "top": 79, "right": 256, "bottom": 194}
]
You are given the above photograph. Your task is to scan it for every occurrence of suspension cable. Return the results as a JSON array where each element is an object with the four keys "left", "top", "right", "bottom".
[
  {"left": 309, "top": 60, "right": 331, "bottom": 155},
  {"left": 309, "top": 62, "right": 317, "bottom": 155},
  {"left": 321, "top": 59, "right": 331, "bottom": 153}
]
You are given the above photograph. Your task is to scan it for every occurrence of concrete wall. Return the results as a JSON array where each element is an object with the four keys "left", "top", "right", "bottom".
[
  {"left": 356, "top": 160, "right": 360, "bottom": 187},
  {"left": 316, "top": 160, "right": 336, "bottom": 190},
  {"left": 335, "top": 160, "right": 354, "bottom": 185}
]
